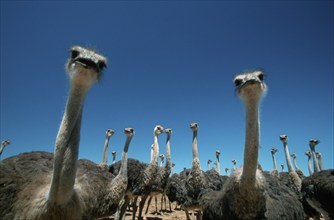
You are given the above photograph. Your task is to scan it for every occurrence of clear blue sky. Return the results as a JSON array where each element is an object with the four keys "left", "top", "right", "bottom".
[{"left": 1, "top": 1, "right": 333, "bottom": 175}]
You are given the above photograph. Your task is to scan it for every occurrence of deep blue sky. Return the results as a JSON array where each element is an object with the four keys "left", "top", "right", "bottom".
[{"left": 1, "top": 1, "right": 333, "bottom": 174}]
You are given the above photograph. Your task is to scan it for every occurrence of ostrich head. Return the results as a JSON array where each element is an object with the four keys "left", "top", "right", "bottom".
[
  {"left": 165, "top": 128, "right": 172, "bottom": 135},
  {"left": 66, "top": 46, "right": 107, "bottom": 87},
  {"left": 106, "top": 129, "right": 115, "bottom": 138},
  {"left": 216, "top": 150, "right": 221, "bottom": 157},
  {"left": 225, "top": 168, "right": 229, "bottom": 172},
  {"left": 291, "top": 153, "right": 297, "bottom": 159},
  {"left": 2, "top": 139, "right": 10, "bottom": 146},
  {"left": 172, "top": 163, "right": 175, "bottom": 167},
  {"left": 271, "top": 148, "right": 278, "bottom": 155},
  {"left": 160, "top": 154, "right": 165, "bottom": 160},
  {"left": 232, "top": 159, "right": 237, "bottom": 165},
  {"left": 208, "top": 159, "right": 212, "bottom": 164},
  {"left": 279, "top": 134, "right": 288, "bottom": 144},
  {"left": 315, "top": 152, "right": 322, "bottom": 159},
  {"left": 154, "top": 125, "right": 164, "bottom": 136},
  {"left": 112, "top": 151, "right": 116, "bottom": 157},
  {"left": 309, "top": 139, "right": 320, "bottom": 150},
  {"left": 233, "top": 70, "right": 266, "bottom": 104},
  {"left": 305, "top": 151, "right": 312, "bottom": 158},
  {"left": 190, "top": 122, "right": 198, "bottom": 131},
  {"left": 124, "top": 127, "right": 135, "bottom": 140},
  {"left": 281, "top": 164, "right": 284, "bottom": 171}
]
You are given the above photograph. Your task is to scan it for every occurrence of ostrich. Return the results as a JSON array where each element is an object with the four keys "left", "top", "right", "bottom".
[
  {"left": 216, "top": 150, "right": 221, "bottom": 174},
  {"left": 101, "top": 128, "right": 115, "bottom": 166},
  {"left": 270, "top": 148, "right": 278, "bottom": 177},
  {"left": 171, "top": 163, "right": 175, "bottom": 175},
  {"left": 0, "top": 46, "right": 136, "bottom": 219},
  {"left": 305, "top": 151, "right": 313, "bottom": 175},
  {"left": 112, "top": 150, "right": 117, "bottom": 164},
  {"left": 112, "top": 124, "right": 164, "bottom": 220},
  {"left": 159, "top": 154, "right": 165, "bottom": 167},
  {"left": 291, "top": 153, "right": 304, "bottom": 179},
  {"left": 225, "top": 168, "right": 229, "bottom": 175},
  {"left": 279, "top": 134, "right": 302, "bottom": 191},
  {"left": 0, "top": 139, "right": 10, "bottom": 160},
  {"left": 201, "top": 70, "right": 304, "bottom": 219},
  {"left": 281, "top": 164, "right": 284, "bottom": 172},
  {"left": 309, "top": 139, "right": 320, "bottom": 172},
  {"left": 207, "top": 159, "right": 212, "bottom": 171},
  {"left": 231, "top": 159, "right": 237, "bottom": 171},
  {"left": 315, "top": 152, "right": 323, "bottom": 171}
]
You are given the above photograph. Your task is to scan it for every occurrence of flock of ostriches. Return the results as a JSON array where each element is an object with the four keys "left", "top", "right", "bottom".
[{"left": 0, "top": 46, "right": 333, "bottom": 220}]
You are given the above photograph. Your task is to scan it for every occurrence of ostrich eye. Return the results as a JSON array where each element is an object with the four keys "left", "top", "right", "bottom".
[
  {"left": 98, "top": 61, "right": 107, "bottom": 70},
  {"left": 258, "top": 73, "right": 264, "bottom": 81},
  {"left": 71, "top": 50, "right": 79, "bottom": 59},
  {"left": 234, "top": 79, "right": 243, "bottom": 87}
]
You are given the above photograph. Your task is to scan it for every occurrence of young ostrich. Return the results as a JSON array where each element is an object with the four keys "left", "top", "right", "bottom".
[
  {"left": 291, "top": 153, "right": 304, "bottom": 179},
  {"left": 201, "top": 70, "right": 304, "bottom": 219},
  {"left": 305, "top": 151, "right": 313, "bottom": 175},
  {"left": 207, "top": 159, "right": 213, "bottom": 171},
  {"left": 0, "top": 46, "right": 135, "bottom": 219},
  {"left": 0, "top": 139, "right": 10, "bottom": 160}
]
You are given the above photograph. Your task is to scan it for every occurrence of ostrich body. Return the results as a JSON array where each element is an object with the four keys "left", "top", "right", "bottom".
[
  {"left": 270, "top": 148, "right": 278, "bottom": 177},
  {"left": 201, "top": 70, "right": 304, "bottom": 219},
  {"left": 0, "top": 139, "right": 10, "bottom": 160},
  {"left": 302, "top": 169, "right": 334, "bottom": 219},
  {"left": 0, "top": 46, "right": 136, "bottom": 219},
  {"left": 305, "top": 151, "right": 313, "bottom": 175},
  {"left": 101, "top": 129, "right": 115, "bottom": 166},
  {"left": 216, "top": 150, "right": 221, "bottom": 174}
]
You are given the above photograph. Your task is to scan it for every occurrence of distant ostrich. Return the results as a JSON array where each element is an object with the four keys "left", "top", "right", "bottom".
[
  {"left": 201, "top": 70, "right": 304, "bottom": 219},
  {"left": 207, "top": 159, "right": 212, "bottom": 171},
  {"left": 171, "top": 163, "right": 175, "bottom": 175},
  {"left": 225, "top": 168, "right": 229, "bottom": 175},
  {"left": 0, "top": 46, "right": 136, "bottom": 219},
  {"left": 231, "top": 159, "right": 237, "bottom": 171},
  {"left": 315, "top": 152, "right": 323, "bottom": 171},
  {"left": 281, "top": 164, "right": 284, "bottom": 172},
  {"left": 309, "top": 139, "right": 320, "bottom": 172},
  {"left": 305, "top": 151, "right": 313, "bottom": 175},
  {"left": 0, "top": 139, "right": 10, "bottom": 160},
  {"left": 216, "top": 150, "right": 221, "bottom": 174},
  {"left": 279, "top": 134, "right": 302, "bottom": 191},
  {"left": 112, "top": 151, "right": 117, "bottom": 164},
  {"left": 159, "top": 154, "right": 165, "bottom": 167},
  {"left": 101, "top": 128, "right": 115, "bottom": 166},
  {"left": 291, "top": 153, "right": 304, "bottom": 178},
  {"left": 112, "top": 125, "right": 164, "bottom": 220},
  {"left": 270, "top": 148, "right": 278, "bottom": 177}
]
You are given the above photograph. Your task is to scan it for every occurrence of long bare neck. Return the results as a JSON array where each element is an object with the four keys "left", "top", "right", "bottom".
[
  {"left": 192, "top": 130, "right": 201, "bottom": 171},
  {"left": 102, "top": 136, "right": 111, "bottom": 164},
  {"left": 318, "top": 156, "right": 323, "bottom": 171},
  {"left": 283, "top": 143, "right": 294, "bottom": 172},
  {"left": 292, "top": 157, "right": 300, "bottom": 171},
  {"left": 216, "top": 156, "right": 220, "bottom": 174},
  {"left": 153, "top": 135, "right": 159, "bottom": 166},
  {"left": 241, "top": 100, "right": 260, "bottom": 185},
  {"left": 271, "top": 153, "right": 277, "bottom": 171},
  {"left": 307, "top": 157, "right": 313, "bottom": 175},
  {"left": 165, "top": 134, "right": 171, "bottom": 169},
  {"left": 119, "top": 137, "right": 132, "bottom": 178},
  {"left": 310, "top": 146, "right": 320, "bottom": 172},
  {"left": 49, "top": 84, "right": 88, "bottom": 205}
]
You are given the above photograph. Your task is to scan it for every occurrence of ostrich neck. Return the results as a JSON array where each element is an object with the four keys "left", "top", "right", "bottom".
[
  {"left": 283, "top": 143, "right": 294, "bottom": 172},
  {"left": 153, "top": 135, "right": 159, "bottom": 166},
  {"left": 318, "top": 156, "right": 323, "bottom": 171},
  {"left": 241, "top": 100, "right": 259, "bottom": 185},
  {"left": 192, "top": 130, "right": 201, "bottom": 171},
  {"left": 102, "top": 136, "right": 111, "bottom": 164},
  {"left": 310, "top": 146, "right": 320, "bottom": 172},
  {"left": 49, "top": 84, "right": 88, "bottom": 205},
  {"left": 165, "top": 134, "right": 171, "bottom": 169},
  {"left": 112, "top": 154, "right": 116, "bottom": 164},
  {"left": 119, "top": 136, "right": 132, "bottom": 178},
  {"left": 307, "top": 157, "right": 313, "bottom": 175},
  {"left": 271, "top": 153, "right": 277, "bottom": 171},
  {"left": 216, "top": 156, "right": 220, "bottom": 174},
  {"left": 292, "top": 157, "right": 299, "bottom": 171}
]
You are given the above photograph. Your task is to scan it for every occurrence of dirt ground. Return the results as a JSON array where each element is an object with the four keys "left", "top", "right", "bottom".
[{"left": 109, "top": 194, "right": 189, "bottom": 220}]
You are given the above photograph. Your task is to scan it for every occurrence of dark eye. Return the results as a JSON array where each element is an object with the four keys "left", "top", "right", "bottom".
[
  {"left": 234, "top": 79, "right": 243, "bottom": 87},
  {"left": 258, "top": 73, "right": 264, "bottom": 81},
  {"left": 71, "top": 50, "right": 79, "bottom": 59},
  {"left": 98, "top": 61, "right": 107, "bottom": 70}
]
